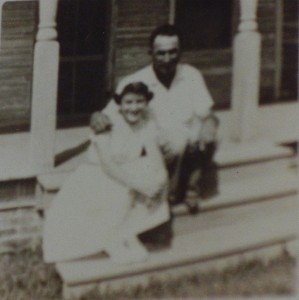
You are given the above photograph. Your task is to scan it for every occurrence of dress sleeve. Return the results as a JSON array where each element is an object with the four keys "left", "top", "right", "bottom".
[{"left": 87, "top": 133, "right": 109, "bottom": 164}]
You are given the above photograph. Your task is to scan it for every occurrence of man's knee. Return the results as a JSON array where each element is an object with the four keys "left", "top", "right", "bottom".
[
  {"left": 161, "top": 136, "right": 188, "bottom": 163},
  {"left": 200, "top": 114, "right": 219, "bottom": 145}
]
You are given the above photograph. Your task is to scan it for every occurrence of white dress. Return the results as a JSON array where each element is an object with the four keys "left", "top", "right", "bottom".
[{"left": 43, "top": 116, "right": 169, "bottom": 263}]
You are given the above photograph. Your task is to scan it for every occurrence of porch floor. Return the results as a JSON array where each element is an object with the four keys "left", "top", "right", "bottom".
[
  {"left": 0, "top": 126, "right": 293, "bottom": 182},
  {"left": 57, "top": 194, "right": 298, "bottom": 295},
  {"left": 0, "top": 127, "right": 90, "bottom": 181}
]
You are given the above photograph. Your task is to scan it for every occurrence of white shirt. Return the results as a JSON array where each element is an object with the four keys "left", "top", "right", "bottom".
[{"left": 105, "top": 64, "right": 213, "bottom": 139}]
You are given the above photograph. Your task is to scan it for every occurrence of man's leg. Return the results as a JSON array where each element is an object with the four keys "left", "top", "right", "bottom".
[
  {"left": 173, "top": 144, "right": 202, "bottom": 213},
  {"left": 198, "top": 142, "right": 219, "bottom": 199},
  {"left": 168, "top": 142, "right": 218, "bottom": 212},
  {"left": 161, "top": 142, "right": 200, "bottom": 214}
]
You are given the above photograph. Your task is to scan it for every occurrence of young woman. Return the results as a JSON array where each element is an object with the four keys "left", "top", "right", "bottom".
[{"left": 43, "top": 82, "right": 169, "bottom": 264}]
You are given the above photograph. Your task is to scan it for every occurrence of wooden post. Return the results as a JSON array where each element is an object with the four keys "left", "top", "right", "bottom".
[
  {"left": 169, "top": 0, "right": 176, "bottom": 25},
  {"left": 30, "top": 0, "right": 59, "bottom": 172},
  {"left": 231, "top": 0, "right": 261, "bottom": 142}
]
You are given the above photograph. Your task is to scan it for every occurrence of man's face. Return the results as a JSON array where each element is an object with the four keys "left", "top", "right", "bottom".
[{"left": 151, "top": 35, "right": 181, "bottom": 77}]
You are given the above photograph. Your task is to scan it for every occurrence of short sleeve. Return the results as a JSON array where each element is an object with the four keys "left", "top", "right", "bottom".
[
  {"left": 189, "top": 67, "right": 214, "bottom": 118},
  {"left": 87, "top": 133, "right": 109, "bottom": 164},
  {"left": 90, "top": 133, "right": 109, "bottom": 147}
]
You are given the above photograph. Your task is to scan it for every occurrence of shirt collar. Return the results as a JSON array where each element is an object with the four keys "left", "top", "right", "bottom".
[{"left": 149, "top": 64, "right": 184, "bottom": 88}]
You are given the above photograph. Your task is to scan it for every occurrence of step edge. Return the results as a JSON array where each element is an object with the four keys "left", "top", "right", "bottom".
[
  {"left": 0, "top": 200, "right": 36, "bottom": 211},
  {"left": 217, "top": 153, "right": 293, "bottom": 168},
  {"left": 173, "top": 173, "right": 298, "bottom": 216},
  {"left": 58, "top": 208, "right": 298, "bottom": 284},
  {"left": 59, "top": 234, "right": 297, "bottom": 286}
]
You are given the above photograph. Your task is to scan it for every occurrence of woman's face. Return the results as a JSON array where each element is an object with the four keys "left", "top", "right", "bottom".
[{"left": 119, "top": 92, "right": 147, "bottom": 125}]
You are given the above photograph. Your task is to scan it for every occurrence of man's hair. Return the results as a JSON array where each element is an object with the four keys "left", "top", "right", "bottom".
[
  {"left": 113, "top": 81, "right": 153, "bottom": 105},
  {"left": 149, "top": 23, "right": 182, "bottom": 49}
]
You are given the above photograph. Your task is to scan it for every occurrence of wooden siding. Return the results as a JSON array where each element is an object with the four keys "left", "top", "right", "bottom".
[
  {"left": 280, "top": 0, "right": 298, "bottom": 100},
  {"left": 181, "top": 49, "right": 233, "bottom": 109},
  {"left": 0, "top": 0, "right": 296, "bottom": 132},
  {"left": 114, "top": 0, "right": 169, "bottom": 84},
  {"left": 113, "top": 0, "right": 234, "bottom": 109},
  {"left": 258, "top": 0, "right": 278, "bottom": 104},
  {"left": 0, "top": 1, "right": 37, "bottom": 132}
]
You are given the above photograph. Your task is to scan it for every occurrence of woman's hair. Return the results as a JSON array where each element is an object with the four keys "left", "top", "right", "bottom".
[{"left": 114, "top": 82, "right": 154, "bottom": 105}]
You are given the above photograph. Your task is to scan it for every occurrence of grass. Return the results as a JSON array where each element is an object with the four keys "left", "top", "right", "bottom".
[{"left": 0, "top": 245, "right": 296, "bottom": 300}]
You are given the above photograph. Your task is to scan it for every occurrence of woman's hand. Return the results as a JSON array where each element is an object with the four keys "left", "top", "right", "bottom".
[
  {"left": 139, "top": 171, "right": 167, "bottom": 199},
  {"left": 139, "top": 180, "right": 164, "bottom": 199}
]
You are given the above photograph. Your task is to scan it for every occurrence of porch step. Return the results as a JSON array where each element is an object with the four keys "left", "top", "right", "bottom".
[
  {"left": 56, "top": 196, "right": 298, "bottom": 299},
  {"left": 37, "top": 142, "right": 297, "bottom": 214},
  {"left": 173, "top": 169, "right": 298, "bottom": 216},
  {"left": 37, "top": 142, "right": 293, "bottom": 192},
  {"left": 37, "top": 169, "right": 297, "bottom": 217},
  {"left": 216, "top": 142, "right": 293, "bottom": 184}
]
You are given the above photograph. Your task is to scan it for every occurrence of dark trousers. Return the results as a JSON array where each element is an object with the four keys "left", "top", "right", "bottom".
[{"left": 169, "top": 142, "right": 218, "bottom": 204}]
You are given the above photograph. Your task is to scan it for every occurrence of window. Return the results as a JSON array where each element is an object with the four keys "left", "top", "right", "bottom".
[
  {"left": 175, "top": 0, "right": 233, "bottom": 50},
  {"left": 56, "top": 0, "right": 109, "bottom": 127},
  {"left": 279, "top": 0, "right": 298, "bottom": 100}
]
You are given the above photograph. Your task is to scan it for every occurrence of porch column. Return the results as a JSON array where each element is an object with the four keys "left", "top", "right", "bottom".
[
  {"left": 30, "top": 0, "right": 59, "bottom": 172},
  {"left": 231, "top": 0, "right": 261, "bottom": 142}
]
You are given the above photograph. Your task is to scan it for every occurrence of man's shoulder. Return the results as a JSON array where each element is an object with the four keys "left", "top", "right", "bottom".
[{"left": 178, "top": 63, "right": 203, "bottom": 78}]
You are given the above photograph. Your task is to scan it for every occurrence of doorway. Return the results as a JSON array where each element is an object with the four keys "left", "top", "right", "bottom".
[{"left": 56, "top": 0, "right": 111, "bottom": 128}]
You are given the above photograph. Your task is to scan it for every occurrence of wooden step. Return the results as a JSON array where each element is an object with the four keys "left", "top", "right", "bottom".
[
  {"left": 37, "top": 169, "right": 298, "bottom": 217},
  {"left": 56, "top": 196, "right": 298, "bottom": 299},
  {"left": 216, "top": 142, "right": 293, "bottom": 184},
  {"left": 34, "top": 141, "right": 296, "bottom": 215},
  {"left": 36, "top": 141, "right": 294, "bottom": 193},
  {"left": 173, "top": 169, "right": 298, "bottom": 216}
]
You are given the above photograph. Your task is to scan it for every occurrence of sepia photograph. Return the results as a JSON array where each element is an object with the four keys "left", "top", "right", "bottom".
[{"left": 0, "top": 0, "right": 297, "bottom": 299}]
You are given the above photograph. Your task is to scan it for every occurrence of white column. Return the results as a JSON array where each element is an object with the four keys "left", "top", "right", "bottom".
[
  {"left": 231, "top": 0, "right": 261, "bottom": 142},
  {"left": 30, "top": 0, "right": 59, "bottom": 172}
]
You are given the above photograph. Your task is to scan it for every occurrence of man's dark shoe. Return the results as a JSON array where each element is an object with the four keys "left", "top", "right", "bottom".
[
  {"left": 187, "top": 203, "right": 199, "bottom": 215},
  {"left": 168, "top": 194, "right": 183, "bottom": 206},
  {"left": 185, "top": 193, "right": 200, "bottom": 215}
]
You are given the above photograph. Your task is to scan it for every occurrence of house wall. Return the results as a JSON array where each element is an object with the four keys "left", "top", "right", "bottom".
[
  {"left": 113, "top": 0, "right": 234, "bottom": 109},
  {"left": 0, "top": 1, "right": 37, "bottom": 133},
  {"left": 0, "top": 0, "right": 296, "bottom": 132},
  {"left": 113, "top": 0, "right": 288, "bottom": 109},
  {"left": 114, "top": 0, "right": 169, "bottom": 83}
]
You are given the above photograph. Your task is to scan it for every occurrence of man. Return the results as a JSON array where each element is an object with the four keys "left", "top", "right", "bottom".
[{"left": 91, "top": 24, "right": 219, "bottom": 214}]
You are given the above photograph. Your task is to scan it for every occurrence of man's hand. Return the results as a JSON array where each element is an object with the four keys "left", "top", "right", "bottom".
[
  {"left": 199, "top": 114, "right": 219, "bottom": 145},
  {"left": 90, "top": 111, "right": 112, "bottom": 134},
  {"left": 159, "top": 129, "right": 188, "bottom": 160}
]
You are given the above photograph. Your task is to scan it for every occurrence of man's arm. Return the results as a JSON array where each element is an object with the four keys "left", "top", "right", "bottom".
[
  {"left": 188, "top": 66, "right": 219, "bottom": 145},
  {"left": 90, "top": 111, "right": 112, "bottom": 134},
  {"left": 198, "top": 113, "right": 219, "bottom": 148}
]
